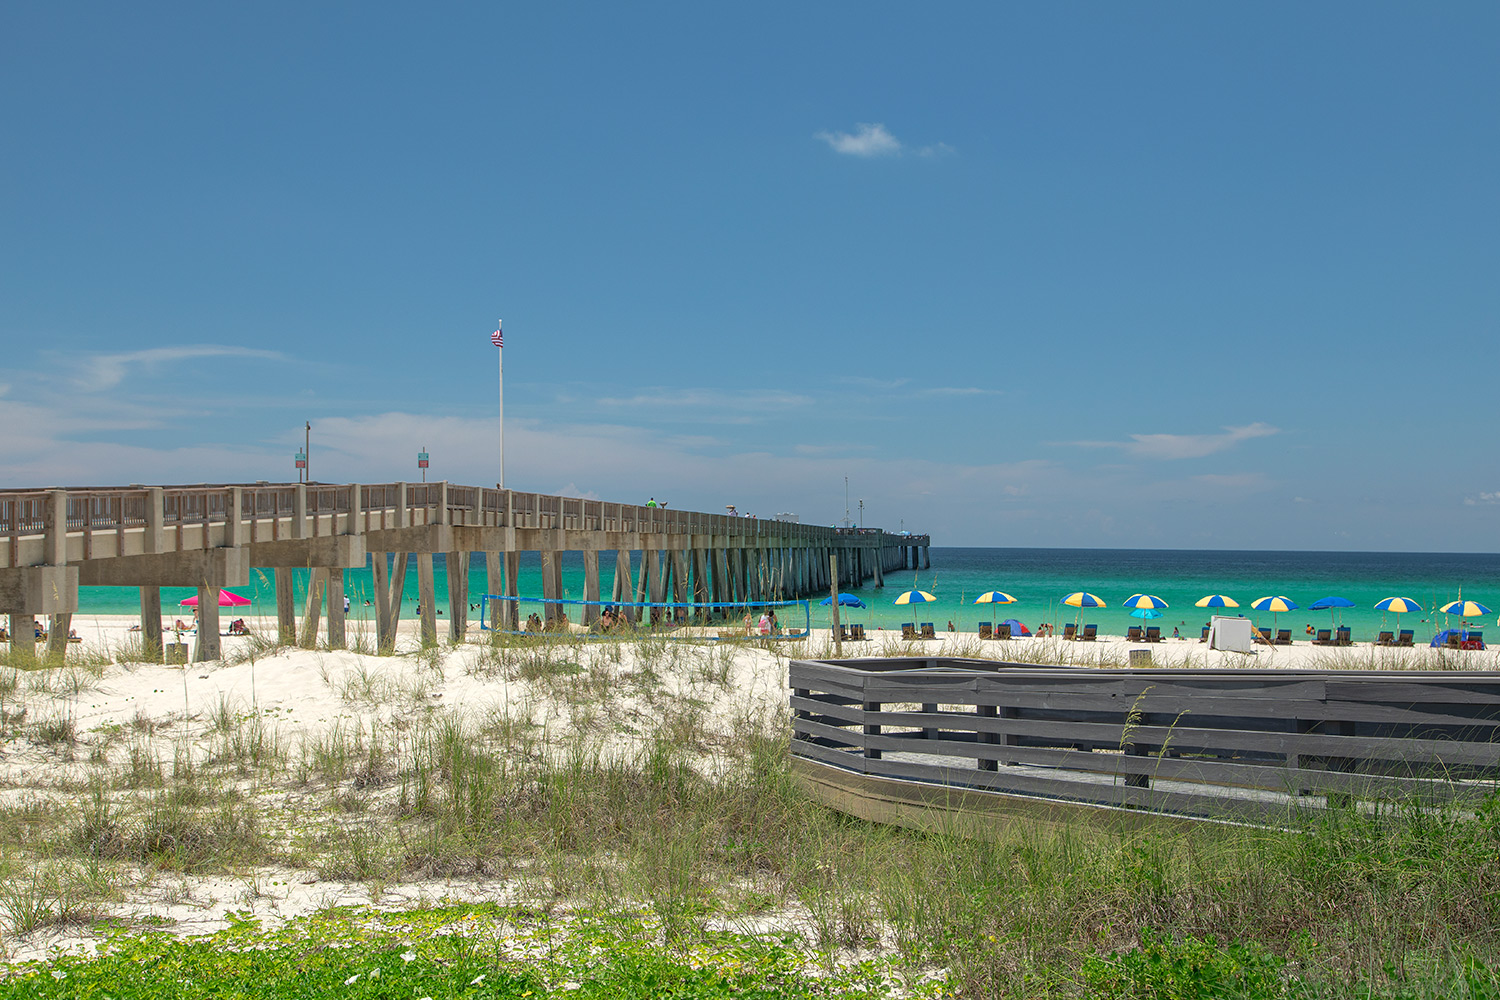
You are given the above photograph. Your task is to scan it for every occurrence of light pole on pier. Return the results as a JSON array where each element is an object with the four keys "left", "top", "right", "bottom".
[{"left": 859, "top": 499, "right": 863, "bottom": 529}]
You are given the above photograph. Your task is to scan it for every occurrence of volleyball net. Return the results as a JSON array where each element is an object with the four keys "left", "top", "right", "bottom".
[{"left": 476, "top": 595, "right": 811, "bottom": 640}]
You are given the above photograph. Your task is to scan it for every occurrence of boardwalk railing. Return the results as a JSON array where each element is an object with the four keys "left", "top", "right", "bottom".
[{"left": 789, "top": 657, "right": 1500, "bottom": 826}]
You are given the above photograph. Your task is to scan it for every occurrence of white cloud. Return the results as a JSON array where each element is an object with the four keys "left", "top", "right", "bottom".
[
  {"left": 597, "top": 388, "right": 811, "bottom": 417},
  {"left": 1464, "top": 491, "right": 1500, "bottom": 506},
  {"left": 918, "top": 386, "right": 994, "bottom": 398},
  {"left": 70, "top": 346, "right": 286, "bottom": 392},
  {"left": 1067, "top": 422, "right": 1280, "bottom": 460},
  {"left": 815, "top": 123, "right": 903, "bottom": 157}
]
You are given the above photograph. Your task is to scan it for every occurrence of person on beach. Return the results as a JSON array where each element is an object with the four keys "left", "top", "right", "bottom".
[
  {"left": 759, "top": 612, "right": 771, "bottom": 634},
  {"left": 646, "top": 497, "right": 657, "bottom": 507}
]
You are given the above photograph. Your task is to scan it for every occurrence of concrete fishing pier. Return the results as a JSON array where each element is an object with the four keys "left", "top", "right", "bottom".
[{"left": 0, "top": 482, "right": 930, "bottom": 659}]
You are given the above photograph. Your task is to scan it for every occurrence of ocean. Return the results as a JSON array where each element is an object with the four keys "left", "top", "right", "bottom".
[{"left": 70, "top": 547, "right": 1500, "bottom": 643}]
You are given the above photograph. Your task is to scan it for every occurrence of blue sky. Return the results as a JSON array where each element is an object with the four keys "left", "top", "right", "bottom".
[{"left": 2, "top": 3, "right": 1497, "bottom": 551}]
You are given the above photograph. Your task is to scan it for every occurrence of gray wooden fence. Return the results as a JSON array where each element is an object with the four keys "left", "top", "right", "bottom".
[{"left": 788, "top": 657, "right": 1500, "bottom": 826}]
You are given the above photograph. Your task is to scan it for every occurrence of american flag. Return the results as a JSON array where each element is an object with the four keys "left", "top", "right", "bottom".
[{"left": 491, "top": 321, "right": 503, "bottom": 348}]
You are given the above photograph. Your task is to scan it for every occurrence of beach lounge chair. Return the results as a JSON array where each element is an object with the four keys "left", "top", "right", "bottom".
[
  {"left": 1080, "top": 624, "right": 1098, "bottom": 642},
  {"left": 1145, "top": 626, "right": 1163, "bottom": 643},
  {"left": 838, "top": 624, "right": 850, "bottom": 641},
  {"left": 1275, "top": 628, "right": 1292, "bottom": 645},
  {"left": 995, "top": 623, "right": 1012, "bottom": 640},
  {"left": 850, "top": 623, "right": 866, "bottom": 641},
  {"left": 1377, "top": 631, "right": 1395, "bottom": 646},
  {"left": 1126, "top": 626, "right": 1143, "bottom": 642},
  {"left": 920, "top": 622, "right": 936, "bottom": 639},
  {"left": 1465, "top": 631, "right": 1485, "bottom": 650},
  {"left": 1396, "top": 629, "right": 1414, "bottom": 647},
  {"left": 1255, "top": 627, "right": 1273, "bottom": 644},
  {"left": 1335, "top": 626, "right": 1352, "bottom": 647},
  {"left": 1062, "top": 623, "right": 1077, "bottom": 641},
  {"left": 901, "top": 623, "right": 917, "bottom": 640},
  {"left": 1446, "top": 632, "right": 1461, "bottom": 649},
  {"left": 978, "top": 622, "right": 993, "bottom": 640},
  {"left": 1199, "top": 626, "right": 1209, "bottom": 643},
  {"left": 1313, "top": 629, "right": 1333, "bottom": 646}
]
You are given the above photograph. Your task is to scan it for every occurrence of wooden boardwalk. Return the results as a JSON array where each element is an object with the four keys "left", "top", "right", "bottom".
[
  {"left": 789, "top": 656, "right": 1500, "bottom": 830},
  {"left": 0, "top": 482, "right": 928, "bottom": 660}
]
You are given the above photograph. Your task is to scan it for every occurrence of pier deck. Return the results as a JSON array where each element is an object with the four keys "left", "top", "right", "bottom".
[{"left": 1, "top": 482, "right": 929, "bottom": 660}]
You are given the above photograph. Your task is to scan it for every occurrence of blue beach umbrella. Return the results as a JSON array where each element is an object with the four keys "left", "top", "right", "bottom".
[
  {"left": 1309, "top": 595, "right": 1355, "bottom": 628},
  {"left": 1122, "top": 594, "right": 1168, "bottom": 611},
  {"left": 1129, "top": 608, "right": 1163, "bottom": 620},
  {"left": 1195, "top": 595, "right": 1239, "bottom": 609},
  {"left": 974, "top": 591, "right": 1017, "bottom": 605},
  {"left": 820, "top": 593, "right": 867, "bottom": 608},
  {"left": 1440, "top": 599, "right": 1491, "bottom": 619},
  {"left": 894, "top": 590, "right": 937, "bottom": 606}
]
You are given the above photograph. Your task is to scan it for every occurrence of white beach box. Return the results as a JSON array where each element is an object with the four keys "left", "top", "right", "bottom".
[{"left": 1208, "top": 615, "right": 1253, "bottom": 653}]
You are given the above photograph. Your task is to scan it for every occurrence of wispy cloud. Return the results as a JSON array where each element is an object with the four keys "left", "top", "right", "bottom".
[
  {"left": 918, "top": 386, "right": 994, "bottom": 398},
  {"left": 814, "top": 123, "right": 955, "bottom": 159},
  {"left": 836, "top": 375, "right": 910, "bottom": 390},
  {"left": 1465, "top": 491, "right": 1500, "bottom": 506},
  {"left": 71, "top": 346, "right": 285, "bottom": 392},
  {"left": 1066, "top": 422, "right": 1280, "bottom": 460},
  {"left": 598, "top": 388, "right": 811, "bottom": 414},
  {"left": 816, "top": 122, "right": 902, "bottom": 157}
]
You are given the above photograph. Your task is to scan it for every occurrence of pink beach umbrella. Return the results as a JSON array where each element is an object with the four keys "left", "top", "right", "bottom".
[{"left": 178, "top": 590, "right": 252, "bottom": 608}]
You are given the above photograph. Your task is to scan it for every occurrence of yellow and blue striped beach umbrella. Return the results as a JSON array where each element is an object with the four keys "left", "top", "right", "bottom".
[
  {"left": 1062, "top": 592, "right": 1106, "bottom": 608},
  {"left": 974, "top": 591, "right": 1017, "bottom": 605},
  {"left": 1194, "top": 594, "right": 1239, "bottom": 608},
  {"left": 1440, "top": 599, "right": 1491, "bottom": 618},
  {"left": 1122, "top": 593, "right": 1168, "bottom": 610},
  {"left": 894, "top": 590, "right": 937, "bottom": 605},
  {"left": 1374, "top": 597, "right": 1422, "bottom": 614},
  {"left": 1250, "top": 596, "right": 1299, "bottom": 613}
]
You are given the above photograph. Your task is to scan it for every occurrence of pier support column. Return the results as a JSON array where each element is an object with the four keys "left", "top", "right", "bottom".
[
  {"left": 541, "top": 550, "right": 563, "bottom": 625},
  {"left": 194, "top": 586, "right": 222, "bottom": 661},
  {"left": 416, "top": 553, "right": 437, "bottom": 645},
  {"left": 646, "top": 550, "right": 664, "bottom": 610},
  {"left": 612, "top": 550, "right": 636, "bottom": 622},
  {"left": 47, "top": 613, "right": 72, "bottom": 657},
  {"left": 139, "top": 586, "right": 163, "bottom": 662},
  {"left": 372, "top": 555, "right": 392, "bottom": 650},
  {"left": 327, "top": 571, "right": 346, "bottom": 649},
  {"left": 446, "top": 552, "right": 468, "bottom": 643},
  {"left": 503, "top": 550, "right": 520, "bottom": 630},
  {"left": 7, "top": 615, "right": 35, "bottom": 657},
  {"left": 582, "top": 549, "right": 600, "bottom": 624},
  {"left": 275, "top": 568, "right": 297, "bottom": 645},
  {"left": 485, "top": 552, "right": 504, "bottom": 631},
  {"left": 300, "top": 569, "right": 326, "bottom": 649}
]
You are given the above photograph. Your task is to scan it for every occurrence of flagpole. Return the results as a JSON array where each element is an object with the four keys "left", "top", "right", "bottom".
[{"left": 495, "top": 320, "right": 505, "bottom": 489}]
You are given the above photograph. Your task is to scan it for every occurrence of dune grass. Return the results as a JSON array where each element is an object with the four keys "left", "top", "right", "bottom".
[{"left": 1, "top": 631, "right": 1499, "bottom": 996}]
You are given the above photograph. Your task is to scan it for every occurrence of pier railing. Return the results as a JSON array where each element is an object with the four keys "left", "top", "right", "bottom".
[
  {"left": 1, "top": 483, "right": 928, "bottom": 568},
  {"left": 789, "top": 657, "right": 1500, "bottom": 827}
]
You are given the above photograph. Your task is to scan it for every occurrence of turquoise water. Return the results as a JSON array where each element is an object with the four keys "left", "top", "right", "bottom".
[{"left": 72, "top": 548, "right": 1500, "bottom": 643}]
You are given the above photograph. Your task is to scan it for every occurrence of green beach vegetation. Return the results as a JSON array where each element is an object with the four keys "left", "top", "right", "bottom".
[{"left": 0, "top": 629, "right": 1498, "bottom": 997}]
